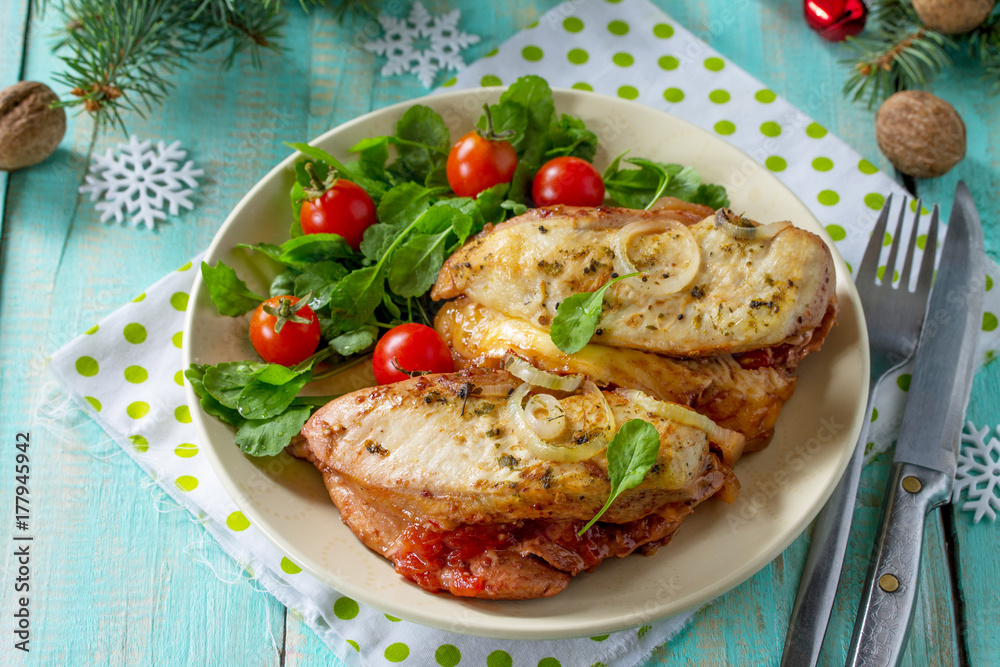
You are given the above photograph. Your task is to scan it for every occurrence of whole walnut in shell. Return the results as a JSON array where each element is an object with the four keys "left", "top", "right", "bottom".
[
  {"left": 875, "top": 91, "right": 965, "bottom": 179},
  {"left": 912, "top": 0, "right": 995, "bottom": 34},
  {"left": 0, "top": 81, "right": 67, "bottom": 171}
]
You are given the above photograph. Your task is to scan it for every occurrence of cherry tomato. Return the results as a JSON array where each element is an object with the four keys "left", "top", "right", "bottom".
[
  {"left": 300, "top": 179, "right": 377, "bottom": 250},
  {"left": 372, "top": 323, "right": 454, "bottom": 385},
  {"left": 531, "top": 156, "right": 605, "bottom": 207},
  {"left": 249, "top": 295, "right": 321, "bottom": 367},
  {"left": 446, "top": 131, "right": 518, "bottom": 198}
]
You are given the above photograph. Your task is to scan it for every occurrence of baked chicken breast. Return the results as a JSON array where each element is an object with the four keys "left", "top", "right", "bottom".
[
  {"left": 434, "top": 297, "right": 797, "bottom": 451},
  {"left": 293, "top": 368, "right": 735, "bottom": 599},
  {"left": 431, "top": 205, "right": 837, "bottom": 358}
]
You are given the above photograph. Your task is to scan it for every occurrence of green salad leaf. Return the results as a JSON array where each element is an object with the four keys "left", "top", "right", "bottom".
[
  {"left": 578, "top": 419, "right": 661, "bottom": 535},
  {"left": 200, "top": 262, "right": 267, "bottom": 316},
  {"left": 549, "top": 272, "right": 638, "bottom": 354},
  {"left": 603, "top": 153, "right": 730, "bottom": 210}
]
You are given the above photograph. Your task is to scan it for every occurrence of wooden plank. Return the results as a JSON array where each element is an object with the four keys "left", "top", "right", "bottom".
[
  {"left": 0, "top": 0, "right": 30, "bottom": 244},
  {"left": 0, "top": 4, "right": 314, "bottom": 664}
]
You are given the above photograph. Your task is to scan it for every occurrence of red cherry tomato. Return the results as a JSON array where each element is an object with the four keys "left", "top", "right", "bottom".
[
  {"left": 249, "top": 295, "right": 321, "bottom": 367},
  {"left": 446, "top": 131, "right": 518, "bottom": 198},
  {"left": 372, "top": 323, "right": 454, "bottom": 385},
  {"left": 531, "top": 156, "right": 605, "bottom": 207},
  {"left": 299, "top": 179, "right": 377, "bottom": 250}
]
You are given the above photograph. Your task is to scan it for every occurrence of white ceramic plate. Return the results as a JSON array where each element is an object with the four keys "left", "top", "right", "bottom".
[{"left": 184, "top": 88, "right": 869, "bottom": 640}]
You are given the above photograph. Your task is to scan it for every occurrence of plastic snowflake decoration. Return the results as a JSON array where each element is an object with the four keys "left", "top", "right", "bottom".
[
  {"left": 364, "top": 1, "right": 480, "bottom": 88},
  {"left": 953, "top": 422, "right": 1000, "bottom": 523},
  {"left": 79, "top": 135, "right": 203, "bottom": 230}
]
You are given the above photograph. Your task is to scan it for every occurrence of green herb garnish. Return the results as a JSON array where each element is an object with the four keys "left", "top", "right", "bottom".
[
  {"left": 578, "top": 419, "right": 661, "bottom": 535},
  {"left": 602, "top": 153, "right": 730, "bottom": 210},
  {"left": 549, "top": 272, "right": 638, "bottom": 354}
]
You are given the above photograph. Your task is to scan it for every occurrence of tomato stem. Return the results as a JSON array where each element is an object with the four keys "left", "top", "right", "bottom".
[
  {"left": 478, "top": 103, "right": 516, "bottom": 142},
  {"left": 263, "top": 291, "right": 315, "bottom": 333},
  {"left": 303, "top": 161, "right": 338, "bottom": 200}
]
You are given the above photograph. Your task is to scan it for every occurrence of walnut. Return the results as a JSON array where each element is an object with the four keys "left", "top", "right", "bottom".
[
  {"left": 0, "top": 81, "right": 67, "bottom": 171},
  {"left": 912, "top": 0, "right": 995, "bottom": 34},
  {"left": 875, "top": 91, "right": 966, "bottom": 179}
]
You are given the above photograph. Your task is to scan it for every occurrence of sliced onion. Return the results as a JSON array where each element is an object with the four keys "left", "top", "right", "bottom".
[
  {"left": 506, "top": 381, "right": 615, "bottom": 463},
  {"left": 612, "top": 219, "right": 700, "bottom": 295},
  {"left": 503, "top": 353, "right": 582, "bottom": 391},
  {"left": 524, "top": 394, "right": 566, "bottom": 441},
  {"left": 714, "top": 208, "right": 790, "bottom": 241},
  {"left": 620, "top": 388, "right": 746, "bottom": 465}
]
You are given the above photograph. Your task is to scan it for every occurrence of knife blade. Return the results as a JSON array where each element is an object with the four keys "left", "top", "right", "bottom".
[{"left": 846, "top": 181, "right": 984, "bottom": 667}]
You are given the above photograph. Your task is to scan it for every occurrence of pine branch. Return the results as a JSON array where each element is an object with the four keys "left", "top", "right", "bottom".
[
  {"left": 49, "top": 0, "right": 376, "bottom": 132},
  {"left": 843, "top": 20, "right": 953, "bottom": 108}
]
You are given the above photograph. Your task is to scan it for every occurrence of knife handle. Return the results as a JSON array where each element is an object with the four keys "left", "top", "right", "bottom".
[{"left": 846, "top": 462, "right": 951, "bottom": 667}]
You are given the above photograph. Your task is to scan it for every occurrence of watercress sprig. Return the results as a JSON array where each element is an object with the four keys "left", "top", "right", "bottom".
[
  {"left": 578, "top": 419, "right": 661, "bottom": 535},
  {"left": 549, "top": 272, "right": 638, "bottom": 354}
]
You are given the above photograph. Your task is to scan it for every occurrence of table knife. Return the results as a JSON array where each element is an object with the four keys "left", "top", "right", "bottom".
[{"left": 846, "top": 182, "right": 984, "bottom": 666}]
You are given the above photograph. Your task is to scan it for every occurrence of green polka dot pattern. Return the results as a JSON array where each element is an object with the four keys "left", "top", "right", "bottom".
[
  {"left": 567, "top": 49, "right": 589, "bottom": 64},
  {"left": 704, "top": 57, "right": 724, "bottom": 71},
  {"left": 487, "top": 650, "right": 514, "bottom": 667},
  {"left": 663, "top": 88, "right": 684, "bottom": 103},
  {"left": 436, "top": 645, "right": 461, "bottom": 667},
  {"left": 709, "top": 89, "right": 730, "bottom": 104},
  {"left": 522, "top": 46, "right": 543, "bottom": 61},
  {"left": 760, "top": 121, "right": 781, "bottom": 137},
  {"left": 76, "top": 356, "right": 99, "bottom": 377},
  {"left": 618, "top": 85, "right": 639, "bottom": 99},
  {"left": 124, "top": 323, "right": 147, "bottom": 344},
  {"left": 714, "top": 120, "right": 735, "bottom": 135},
  {"left": 608, "top": 20, "right": 629, "bottom": 35},
  {"left": 613, "top": 52, "right": 634, "bottom": 67},
  {"left": 384, "top": 642, "right": 409, "bottom": 662},
  {"left": 480, "top": 75, "right": 501, "bottom": 86},
  {"left": 124, "top": 365, "right": 148, "bottom": 383},
  {"left": 226, "top": 511, "right": 250, "bottom": 531},
  {"left": 334, "top": 597, "right": 359, "bottom": 620},
  {"left": 563, "top": 17, "right": 583, "bottom": 32},
  {"left": 755, "top": 89, "right": 776, "bottom": 103},
  {"left": 653, "top": 23, "right": 674, "bottom": 38},
  {"left": 765, "top": 156, "right": 786, "bottom": 172},
  {"left": 280, "top": 557, "right": 302, "bottom": 574},
  {"left": 658, "top": 55, "right": 679, "bottom": 70}
]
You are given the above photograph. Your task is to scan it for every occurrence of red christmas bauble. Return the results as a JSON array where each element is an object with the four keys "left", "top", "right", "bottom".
[{"left": 803, "top": 0, "right": 867, "bottom": 42}]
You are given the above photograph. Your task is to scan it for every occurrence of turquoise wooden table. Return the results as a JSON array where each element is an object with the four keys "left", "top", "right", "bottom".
[{"left": 2, "top": 1, "right": 998, "bottom": 665}]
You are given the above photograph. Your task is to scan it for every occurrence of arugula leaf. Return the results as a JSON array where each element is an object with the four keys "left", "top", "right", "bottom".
[
  {"left": 278, "top": 234, "right": 354, "bottom": 266},
  {"left": 252, "top": 364, "right": 301, "bottom": 386},
  {"left": 387, "top": 231, "right": 451, "bottom": 298},
  {"left": 186, "top": 365, "right": 244, "bottom": 426},
  {"left": 377, "top": 182, "right": 435, "bottom": 228},
  {"left": 203, "top": 361, "right": 266, "bottom": 409},
  {"left": 200, "top": 262, "right": 266, "bottom": 317},
  {"left": 578, "top": 419, "right": 661, "bottom": 535},
  {"left": 269, "top": 270, "right": 297, "bottom": 298},
  {"left": 476, "top": 101, "right": 528, "bottom": 151},
  {"left": 350, "top": 136, "right": 391, "bottom": 182},
  {"left": 237, "top": 242, "right": 284, "bottom": 263},
  {"left": 329, "top": 325, "right": 378, "bottom": 356},
  {"left": 325, "top": 265, "right": 385, "bottom": 334},
  {"left": 690, "top": 183, "right": 730, "bottom": 209},
  {"left": 234, "top": 405, "right": 313, "bottom": 457},
  {"left": 393, "top": 105, "right": 450, "bottom": 182},
  {"left": 359, "top": 223, "right": 399, "bottom": 261},
  {"left": 603, "top": 156, "right": 729, "bottom": 210},
  {"left": 546, "top": 114, "right": 598, "bottom": 162},
  {"left": 493, "top": 76, "right": 557, "bottom": 203},
  {"left": 549, "top": 272, "right": 638, "bottom": 354},
  {"left": 237, "top": 371, "right": 312, "bottom": 420}
]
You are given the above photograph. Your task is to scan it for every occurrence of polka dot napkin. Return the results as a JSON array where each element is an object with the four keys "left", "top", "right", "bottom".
[{"left": 49, "top": 1, "right": 1000, "bottom": 666}]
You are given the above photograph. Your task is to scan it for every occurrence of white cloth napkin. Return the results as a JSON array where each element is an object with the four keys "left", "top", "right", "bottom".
[{"left": 49, "top": 1, "right": 1000, "bottom": 665}]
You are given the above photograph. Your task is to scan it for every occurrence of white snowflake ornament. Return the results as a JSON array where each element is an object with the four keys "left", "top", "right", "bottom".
[
  {"left": 364, "top": 1, "right": 480, "bottom": 88},
  {"left": 80, "top": 135, "right": 203, "bottom": 230},
  {"left": 953, "top": 422, "right": 1000, "bottom": 523}
]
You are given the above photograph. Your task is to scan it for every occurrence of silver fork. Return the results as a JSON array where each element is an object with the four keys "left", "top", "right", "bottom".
[{"left": 781, "top": 194, "right": 940, "bottom": 667}]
